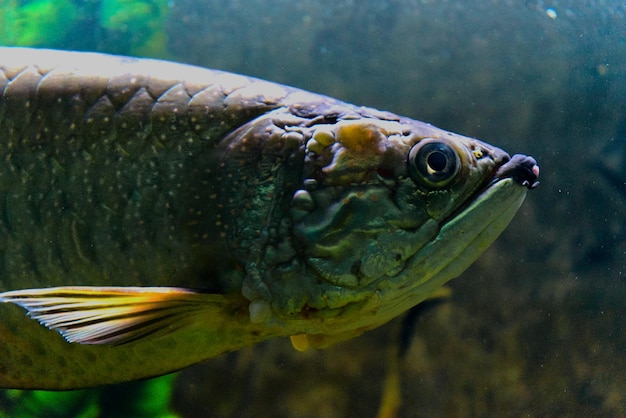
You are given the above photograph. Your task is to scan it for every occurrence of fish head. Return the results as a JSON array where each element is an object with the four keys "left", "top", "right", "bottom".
[{"left": 287, "top": 115, "right": 538, "bottom": 343}]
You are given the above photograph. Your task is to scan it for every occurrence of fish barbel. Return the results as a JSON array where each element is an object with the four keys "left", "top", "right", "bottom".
[{"left": 0, "top": 47, "right": 539, "bottom": 389}]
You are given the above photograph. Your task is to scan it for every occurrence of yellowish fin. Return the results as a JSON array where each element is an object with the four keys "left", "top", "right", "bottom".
[
  {"left": 426, "top": 285, "right": 452, "bottom": 300},
  {"left": 0, "top": 286, "right": 220, "bottom": 345},
  {"left": 289, "top": 334, "right": 310, "bottom": 352}
]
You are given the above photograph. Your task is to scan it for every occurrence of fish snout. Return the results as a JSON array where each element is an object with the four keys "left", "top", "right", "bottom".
[{"left": 494, "top": 154, "right": 540, "bottom": 189}]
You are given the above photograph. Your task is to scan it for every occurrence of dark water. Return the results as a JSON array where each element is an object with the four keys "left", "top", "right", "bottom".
[{"left": 1, "top": 0, "right": 625, "bottom": 416}]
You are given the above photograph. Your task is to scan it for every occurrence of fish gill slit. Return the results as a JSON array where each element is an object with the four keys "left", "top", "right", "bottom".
[{"left": 70, "top": 217, "right": 96, "bottom": 265}]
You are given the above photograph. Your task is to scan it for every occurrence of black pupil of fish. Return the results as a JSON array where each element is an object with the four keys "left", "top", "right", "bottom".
[{"left": 427, "top": 150, "right": 448, "bottom": 172}]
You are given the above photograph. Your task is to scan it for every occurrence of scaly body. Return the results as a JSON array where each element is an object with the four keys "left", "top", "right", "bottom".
[{"left": 0, "top": 48, "right": 538, "bottom": 389}]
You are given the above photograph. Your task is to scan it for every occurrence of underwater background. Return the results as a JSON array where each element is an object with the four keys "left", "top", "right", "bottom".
[{"left": 1, "top": 0, "right": 625, "bottom": 416}]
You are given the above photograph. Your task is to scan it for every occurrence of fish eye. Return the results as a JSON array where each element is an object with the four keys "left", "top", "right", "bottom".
[{"left": 408, "top": 139, "right": 461, "bottom": 188}]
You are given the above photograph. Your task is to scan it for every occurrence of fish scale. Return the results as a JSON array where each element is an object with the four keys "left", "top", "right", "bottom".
[{"left": 0, "top": 47, "right": 538, "bottom": 389}]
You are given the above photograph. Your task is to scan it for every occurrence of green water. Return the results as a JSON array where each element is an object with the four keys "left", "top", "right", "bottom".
[{"left": 1, "top": 0, "right": 625, "bottom": 416}]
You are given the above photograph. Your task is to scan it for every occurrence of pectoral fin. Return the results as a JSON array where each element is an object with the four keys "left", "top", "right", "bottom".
[
  {"left": 0, "top": 286, "right": 227, "bottom": 345},
  {"left": 0, "top": 286, "right": 282, "bottom": 389}
]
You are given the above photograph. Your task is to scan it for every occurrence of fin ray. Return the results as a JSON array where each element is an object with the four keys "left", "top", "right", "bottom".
[{"left": 0, "top": 286, "right": 225, "bottom": 345}]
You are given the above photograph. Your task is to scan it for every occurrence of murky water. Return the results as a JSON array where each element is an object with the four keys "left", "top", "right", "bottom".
[{"left": 1, "top": 1, "right": 625, "bottom": 416}]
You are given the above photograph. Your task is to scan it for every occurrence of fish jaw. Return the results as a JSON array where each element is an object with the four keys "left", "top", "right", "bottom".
[
  {"left": 282, "top": 117, "right": 512, "bottom": 295},
  {"left": 276, "top": 146, "right": 538, "bottom": 347}
]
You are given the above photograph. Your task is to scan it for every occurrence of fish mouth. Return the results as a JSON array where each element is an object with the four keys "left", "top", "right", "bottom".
[
  {"left": 405, "top": 153, "right": 539, "bottom": 293},
  {"left": 442, "top": 153, "right": 539, "bottom": 225},
  {"left": 480, "top": 154, "right": 540, "bottom": 200},
  {"left": 491, "top": 154, "right": 540, "bottom": 190}
]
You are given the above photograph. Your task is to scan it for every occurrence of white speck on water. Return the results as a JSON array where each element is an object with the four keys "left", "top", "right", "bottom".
[{"left": 546, "top": 8, "right": 557, "bottom": 19}]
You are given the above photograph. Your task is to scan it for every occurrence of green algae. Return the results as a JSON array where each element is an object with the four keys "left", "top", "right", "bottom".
[
  {"left": 99, "top": 0, "right": 171, "bottom": 56},
  {"left": 1, "top": 374, "right": 179, "bottom": 418},
  {"left": 0, "top": 0, "right": 75, "bottom": 47},
  {"left": 0, "top": 0, "right": 77, "bottom": 46},
  {"left": 0, "top": 0, "right": 171, "bottom": 56}
]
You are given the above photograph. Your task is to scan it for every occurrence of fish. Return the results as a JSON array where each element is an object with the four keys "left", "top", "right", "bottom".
[{"left": 0, "top": 47, "right": 539, "bottom": 390}]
